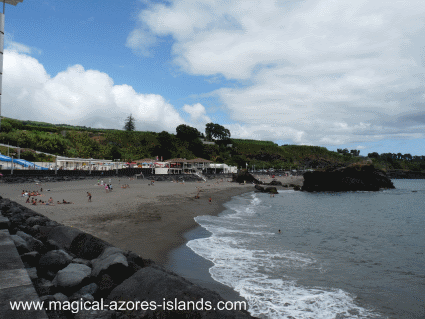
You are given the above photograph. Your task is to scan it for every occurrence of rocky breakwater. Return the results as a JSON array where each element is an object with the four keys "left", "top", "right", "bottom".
[
  {"left": 0, "top": 197, "right": 254, "bottom": 319},
  {"left": 301, "top": 164, "right": 395, "bottom": 192}
]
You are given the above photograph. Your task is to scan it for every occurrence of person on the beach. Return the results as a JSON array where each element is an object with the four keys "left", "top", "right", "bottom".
[
  {"left": 209, "top": 197, "right": 212, "bottom": 203},
  {"left": 98, "top": 179, "right": 100, "bottom": 185},
  {"left": 48, "top": 197, "right": 53, "bottom": 203},
  {"left": 26, "top": 197, "right": 31, "bottom": 203},
  {"left": 105, "top": 185, "right": 109, "bottom": 193},
  {"left": 87, "top": 192, "right": 92, "bottom": 202}
]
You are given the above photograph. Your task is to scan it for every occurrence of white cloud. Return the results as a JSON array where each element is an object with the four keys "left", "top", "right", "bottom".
[
  {"left": 5, "top": 35, "right": 42, "bottom": 55},
  {"left": 128, "top": 0, "right": 425, "bottom": 146},
  {"left": 3, "top": 50, "right": 185, "bottom": 132},
  {"left": 183, "top": 103, "right": 211, "bottom": 125},
  {"left": 125, "top": 27, "right": 158, "bottom": 57}
]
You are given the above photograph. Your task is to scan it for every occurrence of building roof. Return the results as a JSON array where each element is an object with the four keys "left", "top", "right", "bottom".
[
  {"left": 186, "top": 158, "right": 213, "bottom": 163},
  {"left": 5, "top": 0, "right": 24, "bottom": 6},
  {"left": 134, "top": 158, "right": 155, "bottom": 163},
  {"left": 165, "top": 158, "right": 188, "bottom": 163}
]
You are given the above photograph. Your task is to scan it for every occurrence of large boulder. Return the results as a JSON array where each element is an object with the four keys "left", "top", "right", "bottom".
[
  {"left": 301, "top": 164, "right": 395, "bottom": 192},
  {"left": 254, "top": 185, "right": 278, "bottom": 194},
  {"left": 70, "top": 233, "right": 111, "bottom": 260},
  {"left": 16, "top": 231, "right": 46, "bottom": 253},
  {"left": 108, "top": 265, "right": 253, "bottom": 318},
  {"left": 91, "top": 247, "right": 132, "bottom": 295},
  {"left": 232, "top": 170, "right": 261, "bottom": 184},
  {"left": 91, "top": 247, "right": 128, "bottom": 278},
  {"left": 52, "top": 263, "right": 92, "bottom": 291},
  {"left": 45, "top": 226, "right": 83, "bottom": 251},
  {"left": 10, "top": 234, "right": 30, "bottom": 254},
  {"left": 38, "top": 250, "right": 73, "bottom": 278}
]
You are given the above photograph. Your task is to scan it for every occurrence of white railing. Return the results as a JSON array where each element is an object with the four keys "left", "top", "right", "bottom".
[{"left": 194, "top": 171, "right": 207, "bottom": 181}]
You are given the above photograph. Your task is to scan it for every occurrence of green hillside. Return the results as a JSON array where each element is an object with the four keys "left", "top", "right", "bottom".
[{"left": 3, "top": 116, "right": 419, "bottom": 171}]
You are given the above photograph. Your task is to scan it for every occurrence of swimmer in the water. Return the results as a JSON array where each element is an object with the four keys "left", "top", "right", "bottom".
[{"left": 278, "top": 229, "right": 281, "bottom": 234}]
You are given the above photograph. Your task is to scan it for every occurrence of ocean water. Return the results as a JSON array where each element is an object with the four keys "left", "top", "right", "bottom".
[{"left": 186, "top": 180, "right": 425, "bottom": 319}]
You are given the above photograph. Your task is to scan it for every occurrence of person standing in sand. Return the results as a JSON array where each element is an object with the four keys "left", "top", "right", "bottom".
[
  {"left": 87, "top": 192, "right": 92, "bottom": 202},
  {"left": 209, "top": 197, "right": 212, "bottom": 203}
]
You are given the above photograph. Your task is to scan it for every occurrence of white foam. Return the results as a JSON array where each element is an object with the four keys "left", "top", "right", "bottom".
[{"left": 188, "top": 193, "right": 380, "bottom": 319}]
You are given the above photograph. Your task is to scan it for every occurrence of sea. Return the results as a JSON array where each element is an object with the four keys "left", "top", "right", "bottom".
[{"left": 166, "top": 179, "right": 425, "bottom": 319}]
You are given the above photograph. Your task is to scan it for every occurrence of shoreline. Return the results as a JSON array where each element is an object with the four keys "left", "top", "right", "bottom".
[
  {"left": 0, "top": 178, "right": 256, "bottom": 264},
  {"left": 0, "top": 175, "right": 303, "bottom": 301}
]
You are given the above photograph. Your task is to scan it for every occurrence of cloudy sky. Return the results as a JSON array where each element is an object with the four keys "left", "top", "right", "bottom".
[{"left": 3, "top": 0, "right": 425, "bottom": 155}]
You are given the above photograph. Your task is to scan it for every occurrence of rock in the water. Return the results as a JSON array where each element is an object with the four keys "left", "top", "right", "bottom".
[
  {"left": 52, "top": 263, "right": 91, "bottom": 290},
  {"left": 254, "top": 184, "right": 278, "bottom": 194},
  {"left": 301, "top": 164, "right": 395, "bottom": 192},
  {"left": 267, "top": 180, "right": 283, "bottom": 186}
]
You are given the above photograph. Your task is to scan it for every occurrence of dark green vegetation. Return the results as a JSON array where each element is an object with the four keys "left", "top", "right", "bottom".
[
  {"left": 0, "top": 117, "right": 423, "bottom": 173},
  {"left": 367, "top": 152, "right": 425, "bottom": 172}
]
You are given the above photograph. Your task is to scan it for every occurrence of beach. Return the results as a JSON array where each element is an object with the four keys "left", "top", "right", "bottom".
[{"left": 0, "top": 174, "right": 303, "bottom": 265}]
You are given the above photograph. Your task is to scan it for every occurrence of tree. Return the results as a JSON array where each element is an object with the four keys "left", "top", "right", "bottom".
[
  {"left": 123, "top": 114, "right": 136, "bottom": 131},
  {"left": 157, "top": 131, "right": 175, "bottom": 160},
  {"left": 350, "top": 149, "right": 360, "bottom": 156},
  {"left": 176, "top": 124, "right": 200, "bottom": 141},
  {"left": 205, "top": 123, "right": 231, "bottom": 141},
  {"left": 368, "top": 152, "right": 380, "bottom": 159}
]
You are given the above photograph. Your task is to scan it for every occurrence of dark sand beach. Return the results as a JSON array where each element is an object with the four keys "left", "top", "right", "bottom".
[{"left": 0, "top": 174, "right": 303, "bottom": 300}]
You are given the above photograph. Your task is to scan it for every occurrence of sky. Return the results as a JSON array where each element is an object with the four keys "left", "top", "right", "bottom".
[{"left": 2, "top": 0, "right": 425, "bottom": 156}]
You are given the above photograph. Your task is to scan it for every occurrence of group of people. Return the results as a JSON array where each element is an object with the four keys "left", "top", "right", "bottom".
[
  {"left": 22, "top": 190, "right": 41, "bottom": 197},
  {"left": 105, "top": 184, "right": 113, "bottom": 192},
  {"left": 25, "top": 195, "right": 73, "bottom": 205}
]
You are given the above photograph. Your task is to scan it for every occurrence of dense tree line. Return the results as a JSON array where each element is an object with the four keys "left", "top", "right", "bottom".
[{"left": 1, "top": 117, "right": 423, "bottom": 172}]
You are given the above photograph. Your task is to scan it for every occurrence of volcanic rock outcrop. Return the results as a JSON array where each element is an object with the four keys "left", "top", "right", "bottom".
[{"left": 301, "top": 164, "right": 395, "bottom": 192}]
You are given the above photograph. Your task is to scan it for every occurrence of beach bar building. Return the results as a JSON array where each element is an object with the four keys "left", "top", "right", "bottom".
[
  {"left": 164, "top": 158, "right": 216, "bottom": 175},
  {"left": 55, "top": 157, "right": 117, "bottom": 171}
]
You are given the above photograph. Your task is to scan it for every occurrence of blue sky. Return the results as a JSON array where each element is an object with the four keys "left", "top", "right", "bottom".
[{"left": 2, "top": 0, "right": 425, "bottom": 156}]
